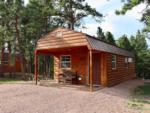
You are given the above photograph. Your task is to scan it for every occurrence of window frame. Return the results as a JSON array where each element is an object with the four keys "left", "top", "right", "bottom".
[
  {"left": 3, "top": 53, "right": 9, "bottom": 65},
  {"left": 60, "top": 55, "right": 71, "bottom": 69},
  {"left": 111, "top": 55, "right": 117, "bottom": 70}
]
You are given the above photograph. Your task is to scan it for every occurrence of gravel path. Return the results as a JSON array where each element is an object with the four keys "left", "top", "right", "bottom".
[{"left": 0, "top": 80, "right": 143, "bottom": 113}]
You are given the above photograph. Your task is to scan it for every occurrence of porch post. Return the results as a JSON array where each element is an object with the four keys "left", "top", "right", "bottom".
[
  {"left": 89, "top": 50, "right": 93, "bottom": 92},
  {"left": 44, "top": 55, "right": 47, "bottom": 79},
  {"left": 34, "top": 50, "right": 38, "bottom": 85}
]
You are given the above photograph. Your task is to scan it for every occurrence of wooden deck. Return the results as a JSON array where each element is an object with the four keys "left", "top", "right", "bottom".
[{"left": 39, "top": 80, "right": 104, "bottom": 91}]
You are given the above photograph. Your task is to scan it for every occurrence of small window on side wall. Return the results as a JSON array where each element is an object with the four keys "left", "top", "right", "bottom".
[
  {"left": 60, "top": 55, "right": 71, "bottom": 69},
  {"left": 128, "top": 58, "right": 133, "bottom": 63},
  {"left": 112, "top": 55, "right": 117, "bottom": 70},
  {"left": 125, "top": 57, "right": 128, "bottom": 68}
]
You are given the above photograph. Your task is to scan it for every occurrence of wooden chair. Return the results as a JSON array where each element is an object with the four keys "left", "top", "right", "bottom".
[
  {"left": 58, "top": 73, "right": 66, "bottom": 83},
  {"left": 58, "top": 69, "right": 77, "bottom": 84}
]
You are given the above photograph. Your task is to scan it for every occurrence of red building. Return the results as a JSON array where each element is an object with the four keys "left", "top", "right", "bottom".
[{"left": 0, "top": 42, "right": 26, "bottom": 75}]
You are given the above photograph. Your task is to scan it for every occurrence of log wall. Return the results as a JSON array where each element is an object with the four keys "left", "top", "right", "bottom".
[
  {"left": 106, "top": 53, "right": 135, "bottom": 86},
  {"left": 53, "top": 47, "right": 89, "bottom": 84},
  {"left": 0, "top": 55, "right": 25, "bottom": 73}
]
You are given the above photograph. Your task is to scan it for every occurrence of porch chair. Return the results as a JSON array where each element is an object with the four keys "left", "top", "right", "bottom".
[{"left": 58, "top": 69, "right": 77, "bottom": 84}]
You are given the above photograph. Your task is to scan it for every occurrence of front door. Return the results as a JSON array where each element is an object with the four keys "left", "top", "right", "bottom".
[{"left": 92, "top": 53, "right": 101, "bottom": 85}]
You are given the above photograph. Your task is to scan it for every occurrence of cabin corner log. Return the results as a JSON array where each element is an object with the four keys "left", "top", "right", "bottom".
[{"left": 89, "top": 50, "right": 93, "bottom": 92}]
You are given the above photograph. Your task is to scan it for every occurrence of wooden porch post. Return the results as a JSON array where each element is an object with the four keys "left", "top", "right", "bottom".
[
  {"left": 44, "top": 55, "right": 47, "bottom": 79},
  {"left": 34, "top": 50, "right": 38, "bottom": 85},
  {"left": 89, "top": 50, "right": 93, "bottom": 92}
]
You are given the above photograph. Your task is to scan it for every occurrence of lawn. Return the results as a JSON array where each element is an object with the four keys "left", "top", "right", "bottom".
[
  {"left": 128, "top": 83, "right": 150, "bottom": 113},
  {"left": 0, "top": 78, "right": 24, "bottom": 84}
]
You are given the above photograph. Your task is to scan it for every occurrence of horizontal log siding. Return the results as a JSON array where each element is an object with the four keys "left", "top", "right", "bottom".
[
  {"left": 0, "top": 56, "right": 24, "bottom": 73},
  {"left": 36, "top": 28, "right": 88, "bottom": 50},
  {"left": 106, "top": 53, "right": 135, "bottom": 86},
  {"left": 53, "top": 47, "right": 88, "bottom": 84}
]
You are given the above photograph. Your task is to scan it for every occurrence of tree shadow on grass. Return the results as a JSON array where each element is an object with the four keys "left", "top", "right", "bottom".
[{"left": 127, "top": 83, "right": 150, "bottom": 113}]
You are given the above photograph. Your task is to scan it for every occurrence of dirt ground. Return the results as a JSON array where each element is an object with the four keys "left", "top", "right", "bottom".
[{"left": 0, "top": 79, "right": 144, "bottom": 113}]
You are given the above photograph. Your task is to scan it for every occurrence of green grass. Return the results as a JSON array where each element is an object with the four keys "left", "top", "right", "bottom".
[
  {"left": 0, "top": 79, "right": 24, "bottom": 84},
  {"left": 134, "top": 84, "right": 150, "bottom": 98},
  {"left": 128, "top": 83, "right": 150, "bottom": 113}
]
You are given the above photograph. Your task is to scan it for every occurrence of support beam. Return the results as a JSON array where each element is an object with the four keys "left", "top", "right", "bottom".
[
  {"left": 34, "top": 51, "right": 38, "bottom": 85},
  {"left": 89, "top": 50, "right": 93, "bottom": 92},
  {"left": 43, "top": 55, "right": 47, "bottom": 79}
]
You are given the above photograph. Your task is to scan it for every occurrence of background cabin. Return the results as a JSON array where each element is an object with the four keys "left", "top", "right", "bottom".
[
  {"left": 0, "top": 41, "right": 26, "bottom": 77},
  {"left": 35, "top": 28, "right": 135, "bottom": 90}
]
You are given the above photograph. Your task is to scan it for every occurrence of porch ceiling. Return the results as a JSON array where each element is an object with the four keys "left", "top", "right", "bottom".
[{"left": 36, "top": 46, "right": 88, "bottom": 55}]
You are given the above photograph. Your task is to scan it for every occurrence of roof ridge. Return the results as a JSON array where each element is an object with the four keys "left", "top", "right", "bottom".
[{"left": 86, "top": 34, "right": 133, "bottom": 53}]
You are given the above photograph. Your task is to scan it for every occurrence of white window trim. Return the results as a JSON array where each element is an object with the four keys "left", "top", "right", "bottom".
[
  {"left": 112, "top": 55, "right": 117, "bottom": 70},
  {"left": 60, "top": 55, "right": 71, "bottom": 69}
]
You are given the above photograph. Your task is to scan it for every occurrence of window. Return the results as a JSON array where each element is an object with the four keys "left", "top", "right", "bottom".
[
  {"left": 112, "top": 55, "right": 116, "bottom": 70},
  {"left": 128, "top": 58, "right": 133, "bottom": 63},
  {"left": 60, "top": 55, "right": 71, "bottom": 69},
  {"left": 125, "top": 57, "right": 128, "bottom": 68},
  {"left": 3, "top": 53, "right": 9, "bottom": 65},
  {"left": 56, "top": 31, "right": 63, "bottom": 38},
  {"left": 3, "top": 42, "right": 9, "bottom": 65}
]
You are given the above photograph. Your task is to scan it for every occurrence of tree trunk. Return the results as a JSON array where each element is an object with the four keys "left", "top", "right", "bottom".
[
  {"left": 29, "top": 50, "right": 33, "bottom": 73},
  {"left": 14, "top": 15, "right": 25, "bottom": 78}
]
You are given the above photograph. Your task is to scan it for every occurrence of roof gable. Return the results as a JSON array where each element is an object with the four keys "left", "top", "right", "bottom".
[{"left": 36, "top": 28, "right": 89, "bottom": 50}]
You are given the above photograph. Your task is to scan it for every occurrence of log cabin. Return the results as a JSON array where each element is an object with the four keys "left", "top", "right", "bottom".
[
  {"left": 35, "top": 28, "right": 135, "bottom": 91},
  {"left": 0, "top": 42, "right": 26, "bottom": 75}
]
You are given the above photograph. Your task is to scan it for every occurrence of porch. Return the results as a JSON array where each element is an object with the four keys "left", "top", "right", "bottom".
[
  {"left": 34, "top": 46, "right": 107, "bottom": 92},
  {"left": 39, "top": 80, "right": 104, "bottom": 91}
]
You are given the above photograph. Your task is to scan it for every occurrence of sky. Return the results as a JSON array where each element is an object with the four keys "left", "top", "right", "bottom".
[{"left": 24, "top": 0, "right": 150, "bottom": 47}]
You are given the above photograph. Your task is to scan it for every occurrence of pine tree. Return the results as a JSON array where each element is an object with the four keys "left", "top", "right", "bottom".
[
  {"left": 97, "top": 27, "right": 106, "bottom": 41},
  {"left": 117, "top": 34, "right": 132, "bottom": 50},
  {"left": 130, "top": 31, "right": 150, "bottom": 78},
  {"left": 54, "top": 0, "right": 103, "bottom": 30},
  {"left": 105, "top": 31, "right": 116, "bottom": 45}
]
